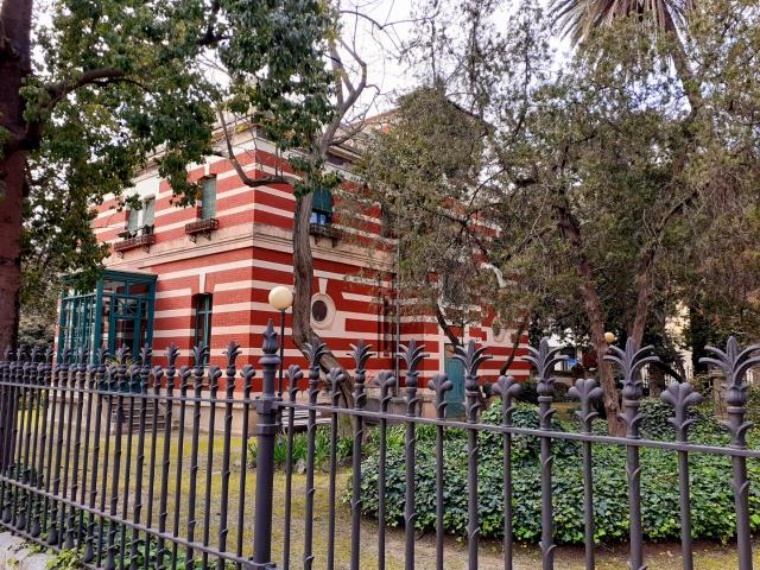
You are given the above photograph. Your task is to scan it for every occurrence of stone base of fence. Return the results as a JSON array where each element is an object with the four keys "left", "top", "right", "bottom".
[{"left": 0, "top": 533, "right": 55, "bottom": 570}]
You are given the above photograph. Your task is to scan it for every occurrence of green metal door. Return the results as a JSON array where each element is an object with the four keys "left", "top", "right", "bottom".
[{"left": 444, "top": 344, "right": 465, "bottom": 418}]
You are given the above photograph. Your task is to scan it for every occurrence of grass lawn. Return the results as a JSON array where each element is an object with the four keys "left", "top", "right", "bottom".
[
  {"left": 10, "top": 408, "right": 760, "bottom": 569},
  {"left": 77, "top": 429, "right": 760, "bottom": 569}
]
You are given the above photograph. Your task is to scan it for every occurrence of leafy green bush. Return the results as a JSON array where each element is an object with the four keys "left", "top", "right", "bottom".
[
  {"left": 553, "top": 382, "right": 570, "bottom": 402},
  {"left": 354, "top": 399, "right": 760, "bottom": 545},
  {"left": 638, "top": 398, "right": 725, "bottom": 441},
  {"left": 516, "top": 380, "right": 538, "bottom": 404},
  {"left": 747, "top": 385, "right": 760, "bottom": 425}
]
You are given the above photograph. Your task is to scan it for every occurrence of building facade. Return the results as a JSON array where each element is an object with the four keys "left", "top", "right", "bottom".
[{"left": 57, "top": 128, "right": 529, "bottom": 402}]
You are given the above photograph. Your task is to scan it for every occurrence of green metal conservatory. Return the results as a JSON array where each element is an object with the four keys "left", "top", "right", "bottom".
[{"left": 57, "top": 270, "right": 157, "bottom": 363}]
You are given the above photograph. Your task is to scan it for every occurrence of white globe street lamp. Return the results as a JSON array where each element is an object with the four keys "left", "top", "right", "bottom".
[{"left": 269, "top": 286, "right": 294, "bottom": 394}]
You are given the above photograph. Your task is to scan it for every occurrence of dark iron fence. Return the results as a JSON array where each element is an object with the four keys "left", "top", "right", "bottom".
[{"left": 0, "top": 321, "right": 759, "bottom": 570}]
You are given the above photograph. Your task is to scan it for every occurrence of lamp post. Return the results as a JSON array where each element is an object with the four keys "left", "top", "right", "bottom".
[
  {"left": 604, "top": 331, "right": 617, "bottom": 344},
  {"left": 268, "top": 286, "right": 294, "bottom": 395}
]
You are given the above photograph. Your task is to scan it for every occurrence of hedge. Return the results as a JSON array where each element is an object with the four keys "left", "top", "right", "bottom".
[{"left": 353, "top": 401, "right": 760, "bottom": 544}]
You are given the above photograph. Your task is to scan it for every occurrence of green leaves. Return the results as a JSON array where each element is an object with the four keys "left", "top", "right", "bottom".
[
  {"left": 220, "top": 0, "right": 335, "bottom": 150},
  {"left": 356, "top": 401, "right": 760, "bottom": 544},
  {"left": 16, "top": 0, "right": 337, "bottom": 323}
]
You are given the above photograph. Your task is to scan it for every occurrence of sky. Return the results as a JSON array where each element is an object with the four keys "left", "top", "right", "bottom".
[{"left": 339, "top": 0, "right": 571, "bottom": 118}]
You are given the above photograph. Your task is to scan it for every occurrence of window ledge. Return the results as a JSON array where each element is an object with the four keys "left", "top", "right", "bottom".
[{"left": 309, "top": 223, "right": 341, "bottom": 246}]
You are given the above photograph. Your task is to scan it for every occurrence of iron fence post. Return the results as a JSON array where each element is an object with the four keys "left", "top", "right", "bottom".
[
  {"left": 701, "top": 337, "right": 760, "bottom": 570},
  {"left": 605, "top": 339, "right": 660, "bottom": 570},
  {"left": 251, "top": 320, "right": 281, "bottom": 570},
  {"left": 661, "top": 382, "right": 703, "bottom": 570},
  {"left": 493, "top": 375, "right": 522, "bottom": 570},
  {"left": 568, "top": 378, "right": 604, "bottom": 570},
  {"left": 400, "top": 340, "right": 427, "bottom": 570},
  {"left": 455, "top": 341, "right": 490, "bottom": 570},
  {"left": 350, "top": 342, "right": 373, "bottom": 570},
  {"left": 524, "top": 339, "right": 567, "bottom": 570},
  {"left": 427, "top": 373, "right": 451, "bottom": 570}
]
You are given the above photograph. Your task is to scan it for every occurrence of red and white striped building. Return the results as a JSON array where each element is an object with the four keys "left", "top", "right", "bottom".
[{"left": 85, "top": 128, "right": 530, "bottom": 397}]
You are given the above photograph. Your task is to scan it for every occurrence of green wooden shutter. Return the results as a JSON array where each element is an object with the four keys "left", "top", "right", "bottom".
[
  {"left": 127, "top": 209, "right": 139, "bottom": 234},
  {"left": 143, "top": 199, "right": 155, "bottom": 227},
  {"left": 202, "top": 177, "right": 217, "bottom": 219},
  {"left": 312, "top": 188, "right": 333, "bottom": 214}
]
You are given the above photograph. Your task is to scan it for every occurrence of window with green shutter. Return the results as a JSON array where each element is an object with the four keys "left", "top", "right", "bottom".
[
  {"left": 310, "top": 188, "right": 333, "bottom": 225},
  {"left": 127, "top": 209, "right": 140, "bottom": 235},
  {"left": 143, "top": 198, "right": 155, "bottom": 228},
  {"left": 201, "top": 177, "right": 217, "bottom": 220}
]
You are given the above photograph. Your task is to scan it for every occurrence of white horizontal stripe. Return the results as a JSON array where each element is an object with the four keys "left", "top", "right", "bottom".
[
  {"left": 214, "top": 279, "right": 284, "bottom": 292},
  {"left": 155, "top": 303, "right": 404, "bottom": 324},
  {"left": 159, "top": 258, "right": 388, "bottom": 287},
  {"left": 341, "top": 292, "right": 378, "bottom": 303},
  {"left": 153, "top": 329, "right": 194, "bottom": 338},
  {"left": 155, "top": 288, "right": 193, "bottom": 299},
  {"left": 153, "top": 309, "right": 193, "bottom": 318},
  {"left": 152, "top": 203, "right": 253, "bottom": 233}
]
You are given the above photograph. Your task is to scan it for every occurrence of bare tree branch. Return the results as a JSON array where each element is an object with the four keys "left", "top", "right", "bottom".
[{"left": 217, "top": 110, "right": 298, "bottom": 188}]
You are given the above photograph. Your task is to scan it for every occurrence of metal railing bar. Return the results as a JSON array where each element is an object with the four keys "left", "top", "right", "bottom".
[
  {"left": 350, "top": 343, "right": 371, "bottom": 570},
  {"left": 170, "top": 366, "right": 191, "bottom": 570},
  {"left": 217, "top": 348, "right": 238, "bottom": 570},
  {"left": 0, "top": 476, "right": 251, "bottom": 565},
  {"left": 376, "top": 371, "right": 396, "bottom": 570},
  {"left": 83, "top": 387, "right": 104, "bottom": 564},
  {"left": 201, "top": 366, "right": 220, "bottom": 570},
  {"left": 67, "top": 361, "right": 87, "bottom": 548},
  {"left": 120, "top": 384, "right": 137, "bottom": 568},
  {"left": 144, "top": 368, "right": 162, "bottom": 570},
  {"left": 235, "top": 365, "right": 255, "bottom": 568},
  {"left": 326, "top": 370, "right": 342, "bottom": 570},
  {"left": 186, "top": 363, "right": 205, "bottom": 566},
  {"left": 282, "top": 365, "right": 299, "bottom": 570},
  {"left": 302, "top": 349, "right": 321, "bottom": 570},
  {"left": 97, "top": 385, "right": 115, "bottom": 567},
  {"left": 276, "top": 401, "right": 760, "bottom": 458},
  {"left": 156, "top": 356, "right": 176, "bottom": 570},
  {"left": 131, "top": 362, "right": 151, "bottom": 570},
  {"left": 78, "top": 363, "right": 96, "bottom": 547}
]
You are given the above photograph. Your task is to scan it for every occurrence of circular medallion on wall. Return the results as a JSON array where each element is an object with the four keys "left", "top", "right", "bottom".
[{"left": 310, "top": 293, "right": 336, "bottom": 329}]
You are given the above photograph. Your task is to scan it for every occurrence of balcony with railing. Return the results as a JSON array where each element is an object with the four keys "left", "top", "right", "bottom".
[
  {"left": 185, "top": 216, "right": 219, "bottom": 241},
  {"left": 113, "top": 225, "right": 156, "bottom": 255}
]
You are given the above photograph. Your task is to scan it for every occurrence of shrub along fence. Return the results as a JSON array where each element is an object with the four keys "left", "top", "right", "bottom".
[{"left": 0, "top": 320, "right": 758, "bottom": 570}]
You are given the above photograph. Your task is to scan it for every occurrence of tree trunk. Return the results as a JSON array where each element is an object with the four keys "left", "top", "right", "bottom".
[
  {"left": 0, "top": 153, "right": 24, "bottom": 353},
  {"left": 648, "top": 365, "right": 665, "bottom": 399},
  {"left": 630, "top": 249, "right": 654, "bottom": 349},
  {"left": 290, "top": 193, "right": 354, "bottom": 407},
  {"left": 0, "top": 0, "right": 32, "bottom": 353},
  {"left": 556, "top": 199, "right": 624, "bottom": 435},
  {"left": 588, "top": 295, "right": 624, "bottom": 435},
  {"left": 0, "top": 0, "right": 33, "bottom": 470}
]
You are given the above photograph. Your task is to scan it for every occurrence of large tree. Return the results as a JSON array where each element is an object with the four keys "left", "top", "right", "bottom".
[
  {"left": 212, "top": 6, "right": 412, "bottom": 404},
  {"left": 0, "top": 0, "right": 334, "bottom": 350},
  {"left": 363, "top": 0, "right": 760, "bottom": 434},
  {"left": 0, "top": 0, "right": 336, "bottom": 470}
]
